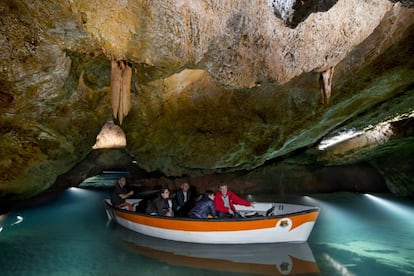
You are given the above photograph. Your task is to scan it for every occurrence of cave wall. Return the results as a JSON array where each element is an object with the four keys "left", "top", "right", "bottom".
[{"left": 0, "top": 0, "right": 413, "bottom": 198}]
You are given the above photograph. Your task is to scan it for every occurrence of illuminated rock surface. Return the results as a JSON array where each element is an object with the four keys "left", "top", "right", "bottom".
[{"left": 0, "top": 0, "right": 413, "bottom": 199}]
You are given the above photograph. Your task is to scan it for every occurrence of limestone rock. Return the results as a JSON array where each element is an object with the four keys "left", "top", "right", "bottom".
[
  {"left": 0, "top": 0, "right": 413, "bottom": 198},
  {"left": 92, "top": 121, "right": 127, "bottom": 149}
]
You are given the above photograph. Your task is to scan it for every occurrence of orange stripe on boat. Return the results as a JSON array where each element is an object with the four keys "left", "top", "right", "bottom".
[
  {"left": 114, "top": 209, "right": 319, "bottom": 232},
  {"left": 290, "top": 211, "right": 319, "bottom": 231}
]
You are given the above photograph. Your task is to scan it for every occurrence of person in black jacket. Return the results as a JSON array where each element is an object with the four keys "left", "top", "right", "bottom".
[
  {"left": 110, "top": 177, "right": 135, "bottom": 211},
  {"left": 173, "top": 182, "right": 194, "bottom": 216},
  {"left": 188, "top": 191, "right": 217, "bottom": 219},
  {"left": 146, "top": 187, "right": 174, "bottom": 217}
]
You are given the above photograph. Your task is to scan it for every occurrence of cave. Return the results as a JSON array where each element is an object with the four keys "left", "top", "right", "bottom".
[{"left": 1, "top": 0, "right": 413, "bottom": 203}]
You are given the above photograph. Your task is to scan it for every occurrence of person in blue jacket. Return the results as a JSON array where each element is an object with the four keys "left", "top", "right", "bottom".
[{"left": 188, "top": 190, "right": 217, "bottom": 219}]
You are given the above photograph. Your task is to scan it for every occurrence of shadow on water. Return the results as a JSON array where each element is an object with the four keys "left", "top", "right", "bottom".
[{"left": 0, "top": 190, "right": 65, "bottom": 215}]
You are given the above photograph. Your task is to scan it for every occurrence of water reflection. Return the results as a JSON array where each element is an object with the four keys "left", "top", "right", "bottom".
[
  {"left": 111, "top": 225, "right": 320, "bottom": 275},
  {"left": 306, "top": 193, "right": 414, "bottom": 275},
  {"left": 0, "top": 213, "right": 6, "bottom": 232},
  {"left": 321, "top": 253, "right": 356, "bottom": 276},
  {"left": 1, "top": 189, "right": 413, "bottom": 275},
  {"left": 0, "top": 213, "right": 24, "bottom": 231}
]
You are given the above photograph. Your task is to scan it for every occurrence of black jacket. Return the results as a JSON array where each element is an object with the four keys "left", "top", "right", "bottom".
[
  {"left": 146, "top": 196, "right": 174, "bottom": 216},
  {"left": 174, "top": 189, "right": 192, "bottom": 210},
  {"left": 111, "top": 184, "right": 127, "bottom": 206}
]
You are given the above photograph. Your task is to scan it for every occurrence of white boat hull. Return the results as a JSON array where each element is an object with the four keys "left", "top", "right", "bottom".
[{"left": 104, "top": 199, "right": 319, "bottom": 244}]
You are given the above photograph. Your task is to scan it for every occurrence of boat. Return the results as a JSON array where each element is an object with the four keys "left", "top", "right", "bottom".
[
  {"left": 112, "top": 225, "right": 320, "bottom": 275},
  {"left": 104, "top": 198, "right": 320, "bottom": 244}
]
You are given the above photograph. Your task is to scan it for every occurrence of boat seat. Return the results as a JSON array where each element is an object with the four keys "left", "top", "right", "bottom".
[
  {"left": 239, "top": 211, "right": 258, "bottom": 218},
  {"left": 245, "top": 212, "right": 260, "bottom": 218}
]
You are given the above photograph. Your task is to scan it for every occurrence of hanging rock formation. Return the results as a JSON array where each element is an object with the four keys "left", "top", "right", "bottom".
[
  {"left": 319, "top": 67, "right": 334, "bottom": 105},
  {"left": 92, "top": 121, "right": 127, "bottom": 149},
  {"left": 0, "top": 0, "right": 413, "bottom": 199},
  {"left": 111, "top": 60, "right": 132, "bottom": 124}
]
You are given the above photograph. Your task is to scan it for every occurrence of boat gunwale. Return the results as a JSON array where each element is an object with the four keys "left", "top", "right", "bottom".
[{"left": 104, "top": 199, "right": 320, "bottom": 222}]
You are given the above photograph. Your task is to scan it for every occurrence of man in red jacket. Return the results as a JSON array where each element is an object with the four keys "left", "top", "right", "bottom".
[{"left": 214, "top": 183, "right": 252, "bottom": 218}]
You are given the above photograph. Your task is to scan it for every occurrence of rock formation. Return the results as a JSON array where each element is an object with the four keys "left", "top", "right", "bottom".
[
  {"left": 0, "top": 0, "right": 413, "bottom": 199},
  {"left": 319, "top": 67, "right": 334, "bottom": 105},
  {"left": 92, "top": 121, "right": 127, "bottom": 149},
  {"left": 110, "top": 60, "right": 132, "bottom": 124}
]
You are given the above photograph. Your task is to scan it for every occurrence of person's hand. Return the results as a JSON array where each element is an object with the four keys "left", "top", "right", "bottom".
[
  {"left": 166, "top": 209, "right": 173, "bottom": 217},
  {"left": 228, "top": 209, "right": 234, "bottom": 215},
  {"left": 129, "top": 191, "right": 134, "bottom": 196},
  {"left": 250, "top": 202, "right": 255, "bottom": 207}
]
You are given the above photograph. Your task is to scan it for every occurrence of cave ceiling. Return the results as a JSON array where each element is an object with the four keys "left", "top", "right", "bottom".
[{"left": 0, "top": 0, "right": 414, "bottom": 198}]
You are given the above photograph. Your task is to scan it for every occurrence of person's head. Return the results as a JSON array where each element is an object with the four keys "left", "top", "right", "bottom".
[
  {"left": 181, "top": 182, "right": 190, "bottom": 192},
  {"left": 218, "top": 184, "right": 228, "bottom": 196},
  {"left": 118, "top": 177, "right": 126, "bottom": 188},
  {"left": 206, "top": 190, "right": 215, "bottom": 201},
  {"left": 160, "top": 187, "right": 170, "bottom": 199}
]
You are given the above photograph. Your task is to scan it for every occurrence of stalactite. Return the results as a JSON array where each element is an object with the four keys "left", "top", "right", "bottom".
[
  {"left": 110, "top": 60, "right": 132, "bottom": 124},
  {"left": 319, "top": 67, "right": 334, "bottom": 105},
  {"left": 118, "top": 61, "right": 125, "bottom": 123},
  {"left": 121, "top": 62, "right": 132, "bottom": 123},
  {"left": 111, "top": 60, "right": 122, "bottom": 119}
]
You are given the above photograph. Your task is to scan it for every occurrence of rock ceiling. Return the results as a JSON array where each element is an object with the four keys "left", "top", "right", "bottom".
[{"left": 0, "top": 0, "right": 413, "bottom": 199}]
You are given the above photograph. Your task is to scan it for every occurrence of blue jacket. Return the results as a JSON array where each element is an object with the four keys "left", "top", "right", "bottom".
[{"left": 188, "top": 195, "right": 217, "bottom": 219}]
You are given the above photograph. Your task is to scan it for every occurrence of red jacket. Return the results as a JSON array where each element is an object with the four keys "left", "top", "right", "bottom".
[{"left": 214, "top": 191, "right": 251, "bottom": 213}]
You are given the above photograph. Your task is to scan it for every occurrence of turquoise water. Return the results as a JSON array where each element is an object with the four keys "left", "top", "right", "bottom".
[
  {"left": 304, "top": 193, "right": 414, "bottom": 276},
  {"left": 1, "top": 189, "right": 413, "bottom": 276}
]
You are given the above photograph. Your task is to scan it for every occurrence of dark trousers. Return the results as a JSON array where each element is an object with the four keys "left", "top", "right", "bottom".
[{"left": 217, "top": 211, "right": 240, "bottom": 218}]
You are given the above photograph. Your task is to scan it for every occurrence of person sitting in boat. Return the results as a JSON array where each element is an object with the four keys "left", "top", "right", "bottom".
[
  {"left": 188, "top": 190, "right": 217, "bottom": 219},
  {"left": 146, "top": 187, "right": 174, "bottom": 217},
  {"left": 214, "top": 183, "right": 252, "bottom": 218},
  {"left": 110, "top": 177, "right": 135, "bottom": 211},
  {"left": 173, "top": 181, "right": 194, "bottom": 217}
]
